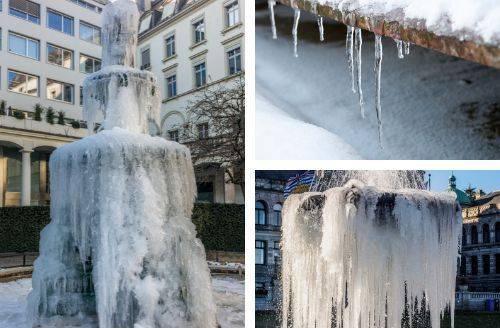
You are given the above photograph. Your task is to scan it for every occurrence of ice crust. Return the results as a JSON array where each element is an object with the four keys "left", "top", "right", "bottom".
[{"left": 281, "top": 179, "right": 462, "bottom": 328}]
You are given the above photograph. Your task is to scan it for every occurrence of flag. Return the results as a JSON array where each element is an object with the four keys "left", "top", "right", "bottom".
[{"left": 284, "top": 171, "right": 315, "bottom": 198}]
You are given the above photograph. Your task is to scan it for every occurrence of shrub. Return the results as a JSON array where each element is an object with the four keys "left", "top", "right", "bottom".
[
  {"left": 34, "top": 104, "right": 43, "bottom": 121},
  {"left": 0, "top": 100, "right": 6, "bottom": 115},
  {"left": 57, "top": 111, "right": 66, "bottom": 125},
  {"left": 71, "top": 120, "right": 81, "bottom": 129},
  {"left": 13, "top": 110, "right": 25, "bottom": 120},
  {"left": 46, "top": 107, "right": 55, "bottom": 124}
]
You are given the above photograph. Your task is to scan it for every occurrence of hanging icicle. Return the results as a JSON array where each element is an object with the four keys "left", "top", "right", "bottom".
[
  {"left": 292, "top": 8, "right": 301, "bottom": 58},
  {"left": 317, "top": 16, "right": 324, "bottom": 42},
  {"left": 268, "top": 0, "right": 277, "bottom": 40},
  {"left": 395, "top": 39, "right": 404, "bottom": 59},
  {"left": 354, "top": 27, "right": 364, "bottom": 118},
  {"left": 404, "top": 41, "right": 410, "bottom": 55},
  {"left": 374, "top": 34, "right": 383, "bottom": 147},
  {"left": 346, "top": 26, "right": 355, "bottom": 93}
]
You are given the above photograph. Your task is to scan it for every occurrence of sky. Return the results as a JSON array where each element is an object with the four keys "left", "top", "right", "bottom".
[{"left": 426, "top": 170, "right": 500, "bottom": 194}]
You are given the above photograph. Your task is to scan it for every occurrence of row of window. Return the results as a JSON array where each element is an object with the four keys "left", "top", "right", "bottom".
[
  {"left": 4, "top": 69, "right": 75, "bottom": 104},
  {"left": 162, "top": 47, "right": 242, "bottom": 99},
  {"left": 463, "top": 222, "right": 500, "bottom": 245},
  {"left": 3, "top": 31, "right": 101, "bottom": 73},
  {"left": 3, "top": 0, "right": 101, "bottom": 44},
  {"left": 255, "top": 201, "right": 282, "bottom": 226},
  {"left": 255, "top": 240, "right": 280, "bottom": 265},
  {"left": 460, "top": 254, "right": 500, "bottom": 276},
  {"left": 167, "top": 122, "right": 209, "bottom": 143}
]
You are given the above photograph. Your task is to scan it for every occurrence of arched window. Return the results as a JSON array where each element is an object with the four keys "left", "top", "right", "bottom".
[
  {"left": 460, "top": 256, "right": 466, "bottom": 276},
  {"left": 483, "top": 224, "right": 490, "bottom": 244},
  {"left": 462, "top": 227, "right": 467, "bottom": 246},
  {"left": 496, "top": 222, "right": 500, "bottom": 243},
  {"left": 471, "top": 256, "right": 478, "bottom": 275},
  {"left": 483, "top": 255, "right": 490, "bottom": 275},
  {"left": 255, "top": 201, "right": 267, "bottom": 225},
  {"left": 270, "top": 203, "right": 282, "bottom": 226},
  {"left": 471, "top": 225, "right": 478, "bottom": 245}
]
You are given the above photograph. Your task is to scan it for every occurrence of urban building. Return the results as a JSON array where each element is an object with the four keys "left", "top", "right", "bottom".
[
  {"left": 137, "top": 0, "right": 244, "bottom": 204},
  {"left": 0, "top": 0, "right": 107, "bottom": 206}
]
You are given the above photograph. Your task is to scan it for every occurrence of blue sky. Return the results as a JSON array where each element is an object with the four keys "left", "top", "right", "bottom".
[{"left": 426, "top": 170, "right": 500, "bottom": 194}]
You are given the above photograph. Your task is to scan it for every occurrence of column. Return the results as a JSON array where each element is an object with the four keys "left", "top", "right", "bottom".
[{"left": 20, "top": 148, "right": 33, "bottom": 206}]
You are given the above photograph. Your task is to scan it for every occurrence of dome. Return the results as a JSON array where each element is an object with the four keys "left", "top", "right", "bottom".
[{"left": 445, "top": 173, "right": 472, "bottom": 206}]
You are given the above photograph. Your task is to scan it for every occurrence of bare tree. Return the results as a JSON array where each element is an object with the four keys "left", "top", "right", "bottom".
[{"left": 183, "top": 75, "right": 245, "bottom": 197}]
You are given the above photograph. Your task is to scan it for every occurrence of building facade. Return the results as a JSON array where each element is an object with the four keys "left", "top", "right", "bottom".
[
  {"left": 137, "top": 0, "right": 244, "bottom": 204},
  {"left": 0, "top": 0, "right": 106, "bottom": 206}
]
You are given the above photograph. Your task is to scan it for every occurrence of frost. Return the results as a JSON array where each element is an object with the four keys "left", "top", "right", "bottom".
[
  {"left": 346, "top": 26, "right": 355, "bottom": 93},
  {"left": 281, "top": 175, "right": 462, "bottom": 328},
  {"left": 396, "top": 39, "right": 404, "bottom": 59},
  {"left": 354, "top": 28, "right": 364, "bottom": 118},
  {"left": 374, "top": 34, "right": 383, "bottom": 147},
  {"left": 292, "top": 9, "right": 301, "bottom": 57},
  {"left": 317, "top": 16, "right": 324, "bottom": 42},
  {"left": 27, "top": 1, "right": 217, "bottom": 327},
  {"left": 268, "top": 0, "right": 278, "bottom": 39}
]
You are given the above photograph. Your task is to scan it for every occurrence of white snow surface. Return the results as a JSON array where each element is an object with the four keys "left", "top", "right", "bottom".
[
  {"left": 256, "top": 7, "right": 500, "bottom": 159},
  {"left": 0, "top": 277, "right": 244, "bottom": 328},
  {"left": 317, "top": 0, "right": 500, "bottom": 44}
]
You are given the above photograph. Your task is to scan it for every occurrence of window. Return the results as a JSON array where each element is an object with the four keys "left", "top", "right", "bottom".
[
  {"left": 79, "top": 54, "right": 101, "bottom": 74},
  {"left": 483, "top": 255, "right": 490, "bottom": 275},
  {"left": 194, "top": 62, "right": 206, "bottom": 88},
  {"left": 141, "top": 48, "right": 150, "bottom": 69},
  {"left": 471, "top": 256, "right": 478, "bottom": 275},
  {"left": 471, "top": 225, "right": 478, "bottom": 244},
  {"left": 462, "top": 227, "right": 467, "bottom": 246},
  {"left": 47, "top": 79, "right": 74, "bottom": 103},
  {"left": 197, "top": 122, "right": 209, "bottom": 140},
  {"left": 255, "top": 200, "right": 266, "bottom": 225},
  {"left": 47, "top": 44, "right": 73, "bottom": 69},
  {"left": 225, "top": 1, "right": 239, "bottom": 27},
  {"left": 79, "top": 86, "right": 83, "bottom": 106},
  {"left": 193, "top": 19, "right": 205, "bottom": 43},
  {"left": 8, "top": 32, "right": 39, "bottom": 60},
  {"left": 80, "top": 22, "right": 101, "bottom": 44},
  {"left": 227, "top": 47, "right": 241, "bottom": 75},
  {"left": 496, "top": 254, "right": 500, "bottom": 274},
  {"left": 8, "top": 70, "right": 38, "bottom": 96},
  {"left": 68, "top": 0, "right": 101, "bottom": 13},
  {"left": 168, "top": 130, "right": 179, "bottom": 142},
  {"left": 255, "top": 282, "right": 267, "bottom": 297},
  {"left": 165, "top": 35, "right": 175, "bottom": 58},
  {"left": 273, "top": 241, "right": 280, "bottom": 250},
  {"left": 460, "top": 256, "right": 466, "bottom": 276},
  {"left": 47, "top": 9, "right": 74, "bottom": 35},
  {"left": 483, "top": 224, "right": 490, "bottom": 244},
  {"left": 166, "top": 75, "right": 177, "bottom": 98},
  {"left": 256, "top": 241, "right": 266, "bottom": 265},
  {"left": 9, "top": 0, "right": 40, "bottom": 24},
  {"left": 270, "top": 203, "right": 282, "bottom": 226},
  {"left": 496, "top": 222, "right": 500, "bottom": 243}
]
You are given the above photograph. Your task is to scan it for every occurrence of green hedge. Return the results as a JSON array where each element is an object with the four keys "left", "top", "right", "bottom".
[{"left": 0, "top": 204, "right": 244, "bottom": 253}]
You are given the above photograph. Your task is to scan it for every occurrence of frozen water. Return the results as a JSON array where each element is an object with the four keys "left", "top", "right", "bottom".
[
  {"left": 346, "top": 26, "right": 356, "bottom": 93},
  {"left": 404, "top": 41, "right": 411, "bottom": 55},
  {"left": 354, "top": 28, "right": 364, "bottom": 118},
  {"left": 396, "top": 39, "right": 404, "bottom": 59},
  {"left": 317, "top": 16, "right": 324, "bottom": 42},
  {"left": 268, "top": 0, "right": 278, "bottom": 39},
  {"left": 374, "top": 34, "right": 383, "bottom": 146},
  {"left": 293, "top": 9, "right": 301, "bottom": 57},
  {"left": 281, "top": 175, "right": 462, "bottom": 328},
  {"left": 0, "top": 276, "right": 243, "bottom": 328},
  {"left": 27, "top": 0, "right": 217, "bottom": 327}
]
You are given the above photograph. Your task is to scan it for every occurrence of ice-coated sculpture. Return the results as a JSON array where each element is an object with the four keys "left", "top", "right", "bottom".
[
  {"left": 281, "top": 178, "right": 462, "bottom": 328},
  {"left": 27, "top": 1, "right": 217, "bottom": 327}
]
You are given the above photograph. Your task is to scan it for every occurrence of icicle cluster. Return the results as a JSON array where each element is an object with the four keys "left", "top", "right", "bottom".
[
  {"left": 292, "top": 9, "right": 301, "bottom": 57},
  {"left": 268, "top": 0, "right": 277, "bottom": 39},
  {"left": 281, "top": 179, "right": 462, "bottom": 328},
  {"left": 346, "top": 26, "right": 355, "bottom": 93},
  {"left": 374, "top": 35, "right": 383, "bottom": 146},
  {"left": 354, "top": 28, "right": 364, "bottom": 118},
  {"left": 317, "top": 16, "right": 324, "bottom": 42}
]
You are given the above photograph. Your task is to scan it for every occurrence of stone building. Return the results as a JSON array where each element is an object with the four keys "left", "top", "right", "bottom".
[
  {"left": 137, "top": 0, "right": 244, "bottom": 204},
  {"left": 450, "top": 174, "right": 500, "bottom": 292},
  {"left": 0, "top": 0, "right": 106, "bottom": 206}
]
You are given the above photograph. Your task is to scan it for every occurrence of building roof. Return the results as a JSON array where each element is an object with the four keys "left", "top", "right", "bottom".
[
  {"left": 473, "top": 191, "right": 500, "bottom": 207},
  {"left": 445, "top": 174, "right": 473, "bottom": 206}
]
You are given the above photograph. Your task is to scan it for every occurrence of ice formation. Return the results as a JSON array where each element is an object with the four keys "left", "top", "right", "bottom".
[
  {"left": 354, "top": 28, "right": 364, "bottom": 118},
  {"left": 27, "top": 1, "right": 217, "bottom": 327},
  {"left": 268, "top": 0, "right": 278, "bottom": 39},
  {"left": 396, "top": 39, "right": 404, "bottom": 59},
  {"left": 374, "top": 34, "right": 383, "bottom": 146},
  {"left": 292, "top": 9, "right": 301, "bottom": 57},
  {"left": 404, "top": 41, "right": 411, "bottom": 55},
  {"left": 281, "top": 174, "right": 462, "bottom": 328},
  {"left": 317, "top": 16, "right": 324, "bottom": 42},
  {"left": 346, "top": 26, "right": 356, "bottom": 93}
]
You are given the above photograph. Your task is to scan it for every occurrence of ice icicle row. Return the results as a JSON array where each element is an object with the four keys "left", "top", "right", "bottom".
[
  {"left": 374, "top": 34, "right": 383, "bottom": 147},
  {"left": 318, "top": 16, "right": 324, "bottom": 42},
  {"left": 404, "top": 41, "right": 411, "bottom": 55},
  {"left": 268, "top": 0, "right": 277, "bottom": 39},
  {"left": 396, "top": 39, "right": 404, "bottom": 59},
  {"left": 354, "top": 27, "right": 364, "bottom": 118},
  {"left": 346, "top": 26, "right": 355, "bottom": 93},
  {"left": 292, "top": 9, "right": 301, "bottom": 58}
]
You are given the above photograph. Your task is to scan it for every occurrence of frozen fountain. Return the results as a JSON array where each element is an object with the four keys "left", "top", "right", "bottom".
[
  {"left": 27, "top": 1, "right": 217, "bottom": 327},
  {"left": 281, "top": 171, "right": 462, "bottom": 328}
]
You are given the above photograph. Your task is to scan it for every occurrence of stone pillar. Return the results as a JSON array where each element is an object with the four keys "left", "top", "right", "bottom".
[{"left": 20, "top": 148, "right": 33, "bottom": 206}]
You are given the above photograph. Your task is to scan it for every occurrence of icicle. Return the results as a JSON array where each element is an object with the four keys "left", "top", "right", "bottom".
[
  {"left": 292, "top": 9, "right": 301, "bottom": 58},
  {"left": 346, "top": 26, "right": 355, "bottom": 93},
  {"left": 268, "top": 0, "right": 277, "bottom": 40},
  {"left": 374, "top": 34, "right": 383, "bottom": 147},
  {"left": 354, "top": 27, "right": 364, "bottom": 118},
  {"left": 404, "top": 41, "right": 410, "bottom": 55},
  {"left": 317, "top": 16, "right": 324, "bottom": 42},
  {"left": 395, "top": 39, "right": 404, "bottom": 59}
]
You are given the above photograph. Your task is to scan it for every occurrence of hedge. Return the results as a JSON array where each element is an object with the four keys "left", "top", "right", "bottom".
[{"left": 0, "top": 204, "right": 244, "bottom": 253}]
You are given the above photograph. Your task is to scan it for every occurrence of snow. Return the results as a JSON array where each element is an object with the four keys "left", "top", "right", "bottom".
[
  {"left": 281, "top": 177, "right": 462, "bottom": 328},
  {"left": 256, "top": 7, "right": 500, "bottom": 159},
  {"left": 0, "top": 277, "right": 244, "bottom": 328},
  {"left": 316, "top": 0, "right": 500, "bottom": 44},
  {"left": 255, "top": 93, "right": 362, "bottom": 159}
]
